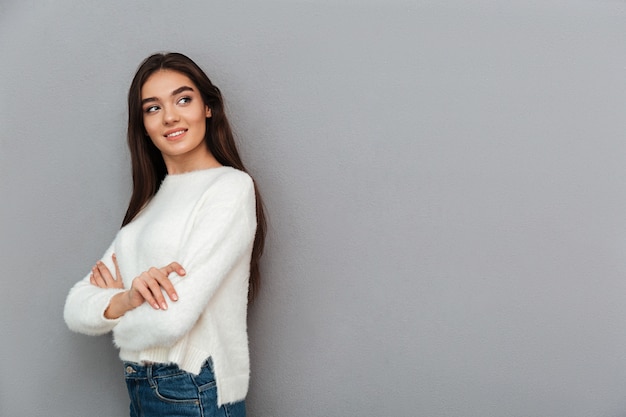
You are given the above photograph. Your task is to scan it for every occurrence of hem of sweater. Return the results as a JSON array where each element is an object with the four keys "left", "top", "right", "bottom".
[
  {"left": 118, "top": 346, "right": 249, "bottom": 406},
  {"left": 215, "top": 374, "right": 249, "bottom": 406}
]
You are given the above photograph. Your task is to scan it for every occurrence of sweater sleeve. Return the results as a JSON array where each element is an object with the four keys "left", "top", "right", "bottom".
[
  {"left": 112, "top": 173, "right": 256, "bottom": 351},
  {"left": 63, "top": 240, "right": 126, "bottom": 335}
]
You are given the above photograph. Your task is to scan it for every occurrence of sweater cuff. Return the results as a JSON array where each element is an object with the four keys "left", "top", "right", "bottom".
[{"left": 64, "top": 285, "right": 125, "bottom": 335}]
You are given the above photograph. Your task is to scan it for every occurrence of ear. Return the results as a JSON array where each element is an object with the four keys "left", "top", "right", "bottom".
[{"left": 205, "top": 106, "right": 212, "bottom": 118}]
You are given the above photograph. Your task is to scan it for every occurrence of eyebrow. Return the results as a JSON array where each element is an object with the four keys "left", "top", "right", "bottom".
[{"left": 141, "top": 86, "right": 195, "bottom": 105}]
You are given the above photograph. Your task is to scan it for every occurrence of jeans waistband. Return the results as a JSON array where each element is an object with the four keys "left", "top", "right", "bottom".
[{"left": 123, "top": 359, "right": 213, "bottom": 380}]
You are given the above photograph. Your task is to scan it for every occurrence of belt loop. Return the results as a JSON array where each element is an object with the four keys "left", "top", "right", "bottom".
[{"left": 147, "top": 363, "right": 156, "bottom": 388}]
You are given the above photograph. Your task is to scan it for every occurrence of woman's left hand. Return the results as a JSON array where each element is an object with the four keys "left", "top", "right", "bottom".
[{"left": 90, "top": 254, "right": 124, "bottom": 289}]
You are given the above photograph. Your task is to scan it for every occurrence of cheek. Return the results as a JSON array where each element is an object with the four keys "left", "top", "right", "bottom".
[
  {"left": 198, "top": 121, "right": 208, "bottom": 140},
  {"left": 192, "top": 110, "right": 208, "bottom": 125},
  {"left": 191, "top": 112, "right": 208, "bottom": 135},
  {"left": 143, "top": 118, "right": 160, "bottom": 138}
]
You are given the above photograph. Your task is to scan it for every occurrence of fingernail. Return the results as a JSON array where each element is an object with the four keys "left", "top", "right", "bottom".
[
  {"left": 153, "top": 303, "right": 160, "bottom": 309},
  {"left": 172, "top": 294, "right": 178, "bottom": 301},
  {"left": 161, "top": 302, "right": 168, "bottom": 310}
]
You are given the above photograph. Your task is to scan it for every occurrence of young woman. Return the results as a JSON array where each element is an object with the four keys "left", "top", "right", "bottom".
[{"left": 64, "top": 52, "right": 266, "bottom": 417}]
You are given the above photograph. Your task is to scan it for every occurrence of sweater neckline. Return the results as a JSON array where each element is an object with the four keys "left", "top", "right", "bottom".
[{"left": 163, "top": 166, "right": 232, "bottom": 181}]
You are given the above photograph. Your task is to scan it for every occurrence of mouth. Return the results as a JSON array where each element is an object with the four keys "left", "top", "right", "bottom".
[{"left": 164, "top": 129, "right": 188, "bottom": 139}]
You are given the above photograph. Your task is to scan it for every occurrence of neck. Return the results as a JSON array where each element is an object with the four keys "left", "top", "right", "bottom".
[{"left": 163, "top": 150, "right": 222, "bottom": 175}]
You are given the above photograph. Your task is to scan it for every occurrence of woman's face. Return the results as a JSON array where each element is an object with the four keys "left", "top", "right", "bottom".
[{"left": 141, "top": 70, "right": 211, "bottom": 166}]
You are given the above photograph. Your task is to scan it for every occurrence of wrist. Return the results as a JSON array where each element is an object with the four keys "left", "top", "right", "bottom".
[{"left": 104, "top": 290, "right": 132, "bottom": 319}]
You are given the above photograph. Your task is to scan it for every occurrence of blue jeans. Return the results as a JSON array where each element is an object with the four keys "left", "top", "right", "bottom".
[{"left": 124, "top": 359, "right": 246, "bottom": 417}]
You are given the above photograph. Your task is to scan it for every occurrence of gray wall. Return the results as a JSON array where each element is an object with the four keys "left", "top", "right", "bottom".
[{"left": 2, "top": 1, "right": 626, "bottom": 416}]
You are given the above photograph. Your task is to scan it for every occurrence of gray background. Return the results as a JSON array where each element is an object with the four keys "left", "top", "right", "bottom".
[{"left": 2, "top": 1, "right": 626, "bottom": 416}]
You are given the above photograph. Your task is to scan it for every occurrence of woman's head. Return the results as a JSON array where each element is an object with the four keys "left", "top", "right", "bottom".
[
  {"left": 127, "top": 53, "right": 244, "bottom": 178},
  {"left": 123, "top": 53, "right": 266, "bottom": 300}
]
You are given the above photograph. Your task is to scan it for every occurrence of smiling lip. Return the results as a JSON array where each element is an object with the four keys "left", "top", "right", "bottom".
[{"left": 164, "top": 128, "right": 188, "bottom": 140}]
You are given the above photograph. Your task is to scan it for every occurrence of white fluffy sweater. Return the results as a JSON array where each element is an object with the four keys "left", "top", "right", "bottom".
[{"left": 64, "top": 167, "right": 256, "bottom": 406}]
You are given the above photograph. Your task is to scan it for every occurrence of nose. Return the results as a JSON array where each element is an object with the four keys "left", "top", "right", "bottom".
[{"left": 162, "top": 105, "right": 179, "bottom": 125}]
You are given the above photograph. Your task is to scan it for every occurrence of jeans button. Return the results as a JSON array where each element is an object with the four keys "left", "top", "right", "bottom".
[{"left": 125, "top": 365, "right": 136, "bottom": 374}]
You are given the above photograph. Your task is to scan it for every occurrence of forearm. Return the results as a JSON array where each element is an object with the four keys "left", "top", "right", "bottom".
[
  {"left": 104, "top": 291, "right": 134, "bottom": 319},
  {"left": 113, "top": 242, "right": 253, "bottom": 351},
  {"left": 64, "top": 281, "right": 125, "bottom": 335}
]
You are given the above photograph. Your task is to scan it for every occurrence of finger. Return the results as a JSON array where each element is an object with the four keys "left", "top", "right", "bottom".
[
  {"left": 162, "top": 262, "right": 186, "bottom": 277},
  {"left": 112, "top": 254, "right": 122, "bottom": 282},
  {"left": 92, "top": 266, "right": 107, "bottom": 288},
  {"left": 156, "top": 272, "right": 178, "bottom": 302},
  {"left": 147, "top": 268, "right": 169, "bottom": 310},
  {"left": 96, "top": 261, "right": 115, "bottom": 285},
  {"left": 132, "top": 277, "right": 160, "bottom": 310},
  {"left": 158, "top": 262, "right": 184, "bottom": 302}
]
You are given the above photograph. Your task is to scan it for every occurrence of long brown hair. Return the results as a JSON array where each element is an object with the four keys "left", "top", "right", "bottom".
[{"left": 122, "top": 52, "right": 266, "bottom": 301}]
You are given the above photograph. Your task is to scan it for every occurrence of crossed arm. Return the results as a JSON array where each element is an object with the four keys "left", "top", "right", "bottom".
[{"left": 90, "top": 254, "right": 186, "bottom": 319}]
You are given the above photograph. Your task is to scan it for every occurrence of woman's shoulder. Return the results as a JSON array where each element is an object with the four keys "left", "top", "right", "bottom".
[
  {"left": 191, "top": 167, "right": 254, "bottom": 201},
  {"left": 213, "top": 166, "right": 252, "bottom": 182},
  {"left": 195, "top": 168, "right": 254, "bottom": 211},
  {"left": 207, "top": 166, "right": 253, "bottom": 192}
]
